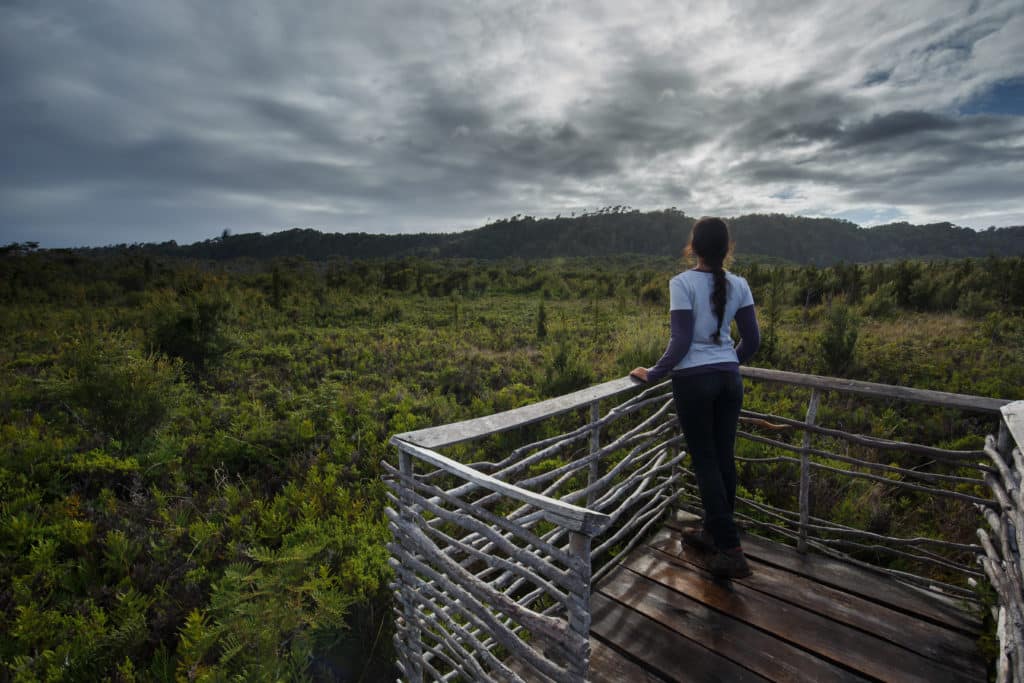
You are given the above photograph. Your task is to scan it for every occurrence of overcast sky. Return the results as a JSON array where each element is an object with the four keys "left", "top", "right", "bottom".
[{"left": 2, "top": 1, "right": 1023, "bottom": 248}]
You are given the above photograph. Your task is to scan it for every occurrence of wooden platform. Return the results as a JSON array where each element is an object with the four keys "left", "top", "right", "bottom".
[{"left": 587, "top": 515, "right": 988, "bottom": 683}]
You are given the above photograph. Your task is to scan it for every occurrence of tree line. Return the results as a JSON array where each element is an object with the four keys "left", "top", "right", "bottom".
[{"left": 41, "top": 209, "right": 1024, "bottom": 265}]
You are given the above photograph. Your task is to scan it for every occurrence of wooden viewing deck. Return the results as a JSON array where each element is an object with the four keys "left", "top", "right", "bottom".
[
  {"left": 386, "top": 370, "right": 1024, "bottom": 682},
  {"left": 587, "top": 513, "right": 986, "bottom": 683}
]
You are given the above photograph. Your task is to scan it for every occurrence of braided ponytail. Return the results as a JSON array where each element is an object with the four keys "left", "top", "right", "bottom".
[
  {"left": 711, "top": 263, "right": 727, "bottom": 344},
  {"left": 686, "top": 217, "right": 733, "bottom": 344}
]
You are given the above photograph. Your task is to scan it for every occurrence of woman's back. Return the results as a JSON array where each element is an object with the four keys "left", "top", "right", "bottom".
[{"left": 669, "top": 269, "right": 754, "bottom": 371}]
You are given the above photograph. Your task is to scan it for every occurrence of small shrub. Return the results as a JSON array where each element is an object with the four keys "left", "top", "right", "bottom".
[
  {"left": 540, "top": 340, "right": 593, "bottom": 396},
  {"left": 861, "top": 282, "right": 898, "bottom": 318},
  {"left": 957, "top": 290, "right": 996, "bottom": 318},
  {"left": 817, "top": 303, "right": 859, "bottom": 376},
  {"left": 52, "top": 333, "right": 183, "bottom": 448},
  {"left": 639, "top": 279, "right": 665, "bottom": 306},
  {"left": 147, "top": 288, "right": 233, "bottom": 371}
]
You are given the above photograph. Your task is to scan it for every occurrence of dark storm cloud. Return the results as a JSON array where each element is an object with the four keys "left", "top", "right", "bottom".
[
  {"left": 839, "top": 111, "right": 958, "bottom": 147},
  {"left": 1, "top": 1, "right": 1023, "bottom": 247},
  {"left": 385, "top": 51, "right": 704, "bottom": 195},
  {"left": 733, "top": 108, "right": 1024, "bottom": 213},
  {"left": 728, "top": 80, "right": 858, "bottom": 148},
  {"left": 2, "top": 115, "right": 370, "bottom": 202},
  {"left": 242, "top": 97, "right": 356, "bottom": 151}
]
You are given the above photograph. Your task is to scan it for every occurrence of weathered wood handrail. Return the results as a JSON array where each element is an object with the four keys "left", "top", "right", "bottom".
[
  {"left": 395, "top": 376, "right": 643, "bottom": 448},
  {"left": 740, "top": 366, "right": 1012, "bottom": 413},
  {"left": 385, "top": 370, "right": 1022, "bottom": 682}
]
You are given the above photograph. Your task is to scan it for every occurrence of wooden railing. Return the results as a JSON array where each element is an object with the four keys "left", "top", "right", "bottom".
[
  {"left": 982, "top": 401, "right": 1024, "bottom": 683},
  {"left": 384, "top": 369, "right": 1023, "bottom": 682}
]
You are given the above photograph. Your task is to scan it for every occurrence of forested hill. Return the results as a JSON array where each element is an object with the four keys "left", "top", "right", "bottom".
[{"left": 101, "top": 210, "right": 1024, "bottom": 265}]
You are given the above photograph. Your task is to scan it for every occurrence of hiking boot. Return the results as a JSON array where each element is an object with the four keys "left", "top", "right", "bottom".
[
  {"left": 681, "top": 525, "right": 715, "bottom": 551},
  {"left": 709, "top": 548, "right": 752, "bottom": 579}
]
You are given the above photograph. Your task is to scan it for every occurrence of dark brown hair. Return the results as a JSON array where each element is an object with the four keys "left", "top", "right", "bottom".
[{"left": 685, "top": 217, "right": 733, "bottom": 344}]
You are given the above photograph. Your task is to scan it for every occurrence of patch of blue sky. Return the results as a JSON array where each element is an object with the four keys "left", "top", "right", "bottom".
[
  {"left": 959, "top": 77, "right": 1024, "bottom": 116},
  {"left": 862, "top": 69, "right": 891, "bottom": 87},
  {"left": 770, "top": 188, "right": 801, "bottom": 200}
]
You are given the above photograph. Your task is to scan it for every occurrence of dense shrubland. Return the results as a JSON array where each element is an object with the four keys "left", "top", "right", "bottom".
[{"left": 1, "top": 248, "right": 1022, "bottom": 680}]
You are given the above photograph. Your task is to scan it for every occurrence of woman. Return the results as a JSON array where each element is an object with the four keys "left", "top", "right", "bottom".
[{"left": 630, "top": 216, "right": 760, "bottom": 578}]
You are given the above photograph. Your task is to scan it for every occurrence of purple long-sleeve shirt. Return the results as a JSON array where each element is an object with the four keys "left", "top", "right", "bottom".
[{"left": 645, "top": 305, "right": 760, "bottom": 383}]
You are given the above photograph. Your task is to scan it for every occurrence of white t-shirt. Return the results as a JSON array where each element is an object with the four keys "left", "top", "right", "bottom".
[{"left": 669, "top": 269, "right": 755, "bottom": 371}]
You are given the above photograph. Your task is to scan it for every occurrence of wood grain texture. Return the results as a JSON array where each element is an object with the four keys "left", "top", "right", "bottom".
[
  {"left": 664, "top": 515, "right": 982, "bottom": 633},
  {"left": 394, "top": 376, "right": 643, "bottom": 448},
  {"left": 649, "top": 527, "right": 985, "bottom": 680},
  {"left": 596, "top": 566, "right": 871, "bottom": 682},
  {"left": 621, "top": 547, "right": 978, "bottom": 683},
  {"left": 1002, "top": 401, "right": 1024, "bottom": 451},
  {"left": 586, "top": 638, "right": 668, "bottom": 683},
  {"left": 590, "top": 592, "right": 772, "bottom": 683}
]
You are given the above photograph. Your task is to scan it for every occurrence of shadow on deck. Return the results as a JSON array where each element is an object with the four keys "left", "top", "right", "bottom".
[{"left": 588, "top": 513, "right": 986, "bottom": 683}]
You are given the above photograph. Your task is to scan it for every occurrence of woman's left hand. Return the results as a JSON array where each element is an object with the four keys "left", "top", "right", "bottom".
[{"left": 630, "top": 367, "right": 649, "bottom": 382}]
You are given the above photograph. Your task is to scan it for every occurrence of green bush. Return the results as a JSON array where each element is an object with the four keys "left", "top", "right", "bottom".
[
  {"left": 51, "top": 333, "right": 183, "bottom": 448},
  {"left": 957, "top": 290, "right": 996, "bottom": 318},
  {"left": 639, "top": 278, "right": 665, "bottom": 306},
  {"left": 861, "top": 281, "right": 898, "bottom": 318},
  {"left": 147, "top": 288, "right": 233, "bottom": 371},
  {"left": 173, "top": 466, "right": 391, "bottom": 681},
  {"left": 817, "top": 303, "right": 859, "bottom": 376},
  {"left": 540, "top": 339, "right": 594, "bottom": 396}
]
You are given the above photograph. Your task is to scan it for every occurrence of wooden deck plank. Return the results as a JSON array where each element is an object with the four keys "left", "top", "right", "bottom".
[
  {"left": 620, "top": 546, "right": 979, "bottom": 683},
  {"left": 587, "top": 637, "right": 669, "bottom": 683},
  {"left": 740, "top": 532, "right": 981, "bottom": 632},
  {"left": 591, "top": 592, "right": 772, "bottom": 683},
  {"left": 506, "top": 637, "right": 665, "bottom": 683},
  {"left": 664, "top": 515, "right": 982, "bottom": 634},
  {"left": 648, "top": 526, "right": 985, "bottom": 678},
  {"left": 595, "top": 567, "right": 871, "bottom": 682}
]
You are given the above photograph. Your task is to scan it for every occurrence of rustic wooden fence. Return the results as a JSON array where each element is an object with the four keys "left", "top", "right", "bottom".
[
  {"left": 981, "top": 401, "right": 1024, "bottom": 683},
  {"left": 384, "top": 368, "right": 1023, "bottom": 682}
]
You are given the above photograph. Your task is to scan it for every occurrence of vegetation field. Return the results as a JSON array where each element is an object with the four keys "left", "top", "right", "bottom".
[{"left": 2, "top": 249, "right": 1023, "bottom": 681}]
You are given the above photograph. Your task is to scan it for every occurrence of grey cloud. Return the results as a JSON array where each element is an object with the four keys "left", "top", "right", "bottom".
[
  {"left": 727, "top": 80, "right": 862, "bottom": 150},
  {"left": 736, "top": 159, "right": 853, "bottom": 186},
  {"left": 1, "top": 0, "right": 1023, "bottom": 247},
  {"left": 839, "top": 111, "right": 957, "bottom": 147},
  {"left": 384, "top": 50, "right": 706, "bottom": 190},
  {"left": 733, "top": 107, "right": 1024, "bottom": 212},
  {"left": 242, "top": 97, "right": 356, "bottom": 151}
]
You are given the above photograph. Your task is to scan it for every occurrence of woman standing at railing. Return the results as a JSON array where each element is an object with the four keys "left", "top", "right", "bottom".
[{"left": 630, "top": 216, "right": 760, "bottom": 578}]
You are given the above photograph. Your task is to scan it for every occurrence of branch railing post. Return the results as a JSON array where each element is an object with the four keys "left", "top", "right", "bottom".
[
  {"left": 395, "top": 447, "right": 424, "bottom": 683},
  {"left": 567, "top": 531, "right": 593, "bottom": 681},
  {"left": 979, "top": 404, "right": 1024, "bottom": 683},
  {"left": 587, "top": 400, "right": 601, "bottom": 507},
  {"left": 798, "top": 388, "right": 821, "bottom": 554},
  {"left": 998, "top": 418, "right": 1012, "bottom": 467}
]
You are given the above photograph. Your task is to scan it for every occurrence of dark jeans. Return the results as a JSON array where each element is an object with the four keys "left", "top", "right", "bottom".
[{"left": 671, "top": 371, "right": 744, "bottom": 550}]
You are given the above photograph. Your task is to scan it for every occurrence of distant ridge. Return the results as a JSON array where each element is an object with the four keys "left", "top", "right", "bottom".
[{"left": 88, "top": 210, "right": 1024, "bottom": 265}]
